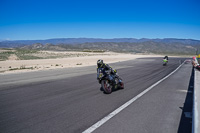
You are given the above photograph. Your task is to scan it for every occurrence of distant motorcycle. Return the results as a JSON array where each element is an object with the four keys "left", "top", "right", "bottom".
[
  {"left": 163, "top": 59, "right": 168, "bottom": 66},
  {"left": 97, "top": 68, "right": 124, "bottom": 94}
]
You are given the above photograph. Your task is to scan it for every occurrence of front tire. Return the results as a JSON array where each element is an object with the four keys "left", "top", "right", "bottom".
[{"left": 101, "top": 80, "right": 112, "bottom": 94}]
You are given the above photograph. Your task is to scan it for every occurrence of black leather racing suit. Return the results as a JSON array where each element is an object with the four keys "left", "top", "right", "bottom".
[{"left": 97, "top": 63, "right": 119, "bottom": 84}]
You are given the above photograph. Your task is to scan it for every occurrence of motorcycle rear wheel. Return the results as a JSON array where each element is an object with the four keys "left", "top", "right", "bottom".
[{"left": 120, "top": 82, "right": 124, "bottom": 89}]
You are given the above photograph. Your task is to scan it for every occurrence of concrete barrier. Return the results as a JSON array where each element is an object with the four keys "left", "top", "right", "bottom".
[{"left": 193, "top": 69, "right": 200, "bottom": 133}]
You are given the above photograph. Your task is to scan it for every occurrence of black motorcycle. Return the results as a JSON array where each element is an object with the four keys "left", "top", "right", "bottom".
[{"left": 97, "top": 68, "right": 124, "bottom": 94}]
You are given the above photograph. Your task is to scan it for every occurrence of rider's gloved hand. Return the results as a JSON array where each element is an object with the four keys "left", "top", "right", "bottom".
[
  {"left": 113, "top": 69, "right": 117, "bottom": 73},
  {"left": 111, "top": 69, "right": 117, "bottom": 74}
]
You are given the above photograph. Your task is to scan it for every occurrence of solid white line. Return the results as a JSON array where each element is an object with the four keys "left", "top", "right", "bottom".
[{"left": 82, "top": 61, "right": 185, "bottom": 133}]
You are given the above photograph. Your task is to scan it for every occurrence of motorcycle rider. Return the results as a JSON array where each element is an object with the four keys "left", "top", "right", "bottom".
[
  {"left": 163, "top": 55, "right": 169, "bottom": 61},
  {"left": 97, "top": 59, "right": 121, "bottom": 84}
]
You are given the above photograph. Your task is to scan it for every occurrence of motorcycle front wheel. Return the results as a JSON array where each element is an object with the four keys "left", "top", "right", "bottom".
[{"left": 101, "top": 80, "right": 112, "bottom": 94}]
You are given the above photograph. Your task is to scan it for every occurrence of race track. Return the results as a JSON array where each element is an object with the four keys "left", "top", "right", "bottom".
[{"left": 0, "top": 57, "right": 193, "bottom": 133}]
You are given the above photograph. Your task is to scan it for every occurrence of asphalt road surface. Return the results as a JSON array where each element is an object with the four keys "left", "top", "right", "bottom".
[{"left": 0, "top": 57, "right": 193, "bottom": 133}]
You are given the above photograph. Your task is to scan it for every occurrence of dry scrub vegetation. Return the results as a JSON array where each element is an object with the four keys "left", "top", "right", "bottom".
[
  {"left": 0, "top": 48, "right": 140, "bottom": 74},
  {"left": 0, "top": 48, "right": 162, "bottom": 74},
  {"left": 0, "top": 48, "right": 107, "bottom": 61}
]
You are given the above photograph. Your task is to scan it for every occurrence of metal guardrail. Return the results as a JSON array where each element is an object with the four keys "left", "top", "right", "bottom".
[{"left": 193, "top": 69, "right": 200, "bottom": 133}]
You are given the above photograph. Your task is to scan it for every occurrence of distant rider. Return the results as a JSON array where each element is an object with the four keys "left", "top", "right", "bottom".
[
  {"left": 163, "top": 55, "right": 168, "bottom": 61},
  {"left": 97, "top": 59, "right": 121, "bottom": 84}
]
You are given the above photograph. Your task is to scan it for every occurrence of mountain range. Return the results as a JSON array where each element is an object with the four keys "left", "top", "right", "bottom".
[{"left": 1, "top": 38, "right": 200, "bottom": 55}]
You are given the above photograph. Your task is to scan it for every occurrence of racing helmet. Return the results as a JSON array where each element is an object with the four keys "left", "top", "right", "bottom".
[{"left": 97, "top": 59, "right": 103, "bottom": 66}]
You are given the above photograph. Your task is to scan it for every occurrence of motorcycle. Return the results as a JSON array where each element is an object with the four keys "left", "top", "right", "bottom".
[
  {"left": 97, "top": 68, "right": 124, "bottom": 94},
  {"left": 163, "top": 59, "right": 168, "bottom": 66}
]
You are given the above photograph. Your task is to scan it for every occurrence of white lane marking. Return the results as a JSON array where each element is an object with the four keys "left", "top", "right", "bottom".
[{"left": 83, "top": 61, "right": 185, "bottom": 133}]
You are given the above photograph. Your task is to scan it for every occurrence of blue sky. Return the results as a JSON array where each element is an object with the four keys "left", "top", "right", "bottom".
[{"left": 0, "top": 0, "right": 200, "bottom": 40}]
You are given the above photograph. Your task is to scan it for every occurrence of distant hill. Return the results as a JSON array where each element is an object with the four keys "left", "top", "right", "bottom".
[
  {"left": 1, "top": 38, "right": 200, "bottom": 55},
  {"left": 1, "top": 38, "right": 200, "bottom": 47}
]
